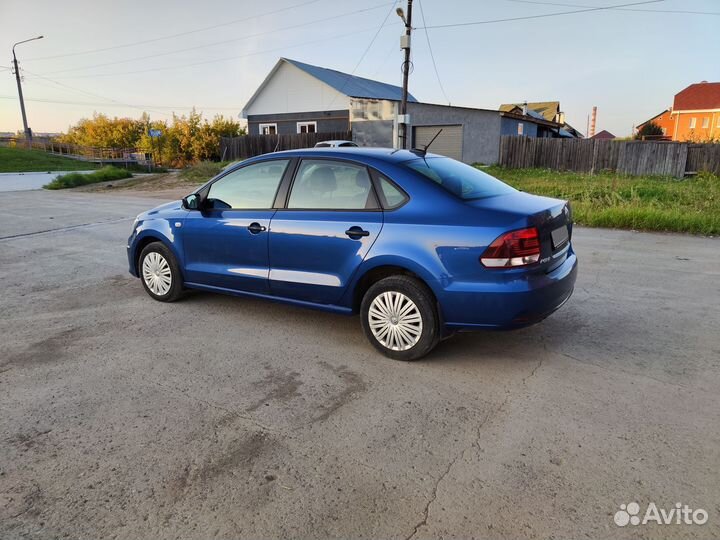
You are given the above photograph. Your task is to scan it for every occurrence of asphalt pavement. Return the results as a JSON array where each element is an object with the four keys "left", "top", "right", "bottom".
[{"left": 1, "top": 189, "right": 719, "bottom": 539}]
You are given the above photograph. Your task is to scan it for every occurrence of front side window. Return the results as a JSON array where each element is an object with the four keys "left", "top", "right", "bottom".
[
  {"left": 517, "top": 123, "right": 524, "bottom": 135},
  {"left": 206, "top": 160, "right": 289, "bottom": 209},
  {"left": 288, "top": 160, "right": 378, "bottom": 210},
  {"left": 405, "top": 157, "right": 516, "bottom": 200},
  {"left": 689, "top": 117, "right": 697, "bottom": 129},
  {"left": 702, "top": 117, "right": 710, "bottom": 129}
]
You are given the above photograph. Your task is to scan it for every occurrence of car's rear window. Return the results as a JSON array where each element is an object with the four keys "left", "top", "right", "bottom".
[{"left": 405, "top": 157, "right": 516, "bottom": 200}]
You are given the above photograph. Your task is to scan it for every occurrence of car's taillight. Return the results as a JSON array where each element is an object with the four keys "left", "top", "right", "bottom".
[{"left": 480, "top": 227, "right": 541, "bottom": 268}]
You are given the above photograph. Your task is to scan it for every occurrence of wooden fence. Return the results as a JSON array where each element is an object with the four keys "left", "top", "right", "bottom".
[
  {"left": 498, "top": 136, "right": 720, "bottom": 177},
  {"left": 220, "top": 131, "right": 352, "bottom": 161}
]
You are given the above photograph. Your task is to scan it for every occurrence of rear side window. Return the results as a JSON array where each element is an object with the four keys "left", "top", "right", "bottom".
[
  {"left": 288, "top": 159, "right": 378, "bottom": 210},
  {"left": 377, "top": 175, "right": 408, "bottom": 209},
  {"left": 405, "top": 157, "right": 516, "bottom": 200},
  {"left": 207, "top": 160, "right": 289, "bottom": 209}
]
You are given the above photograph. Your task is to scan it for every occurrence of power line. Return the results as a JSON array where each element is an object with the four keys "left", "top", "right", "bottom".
[
  {"left": 0, "top": 95, "right": 236, "bottom": 111},
  {"left": 416, "top": 0, "right": 664, "bottom": 29},
  {"left": 416, "top": 0, "right": 450, "bottom": 105},
  {"left": 24, "top": 24, "right": 391, "bottom": 81},
  {"left": 24, "top": 0, "right": 325, "bottom": 61},
  {"left": 505, "top": 0, "right": 720, "bottom": 15},
  {"left": 326, "top": 1, "right": 400, "bottom": 109},
  {"left": 20, "top": 68, "right": 172, "bottom": 117},
  {"left": 43, "top": 2, "right": 395, "bottom": 76}
]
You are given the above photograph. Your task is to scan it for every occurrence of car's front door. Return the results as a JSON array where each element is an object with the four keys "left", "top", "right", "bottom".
[
  {"left": 268, "top": 158, "right": 383, "bottom": 304},
  {"left": 182, "top": 159, "right": 290, "bottom": 293}
]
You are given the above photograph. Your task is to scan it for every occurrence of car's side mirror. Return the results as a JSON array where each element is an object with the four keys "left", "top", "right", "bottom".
[{"left": 182, "top": 193, "right": 200, "bottom": 210}]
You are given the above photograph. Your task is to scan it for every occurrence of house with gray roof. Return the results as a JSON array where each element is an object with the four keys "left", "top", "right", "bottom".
[{"left": 242, "top": 58, "right": 416, "bottom": 136}]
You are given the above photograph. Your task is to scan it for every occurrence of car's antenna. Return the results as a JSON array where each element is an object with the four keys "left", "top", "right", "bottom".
[{"left": 411, "top": 129, "right": 443, "bottom": 157}]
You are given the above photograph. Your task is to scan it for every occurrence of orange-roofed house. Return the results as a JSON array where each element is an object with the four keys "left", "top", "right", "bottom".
[{"left": 670, "top": 81, "right": 720, "bottom": 141}]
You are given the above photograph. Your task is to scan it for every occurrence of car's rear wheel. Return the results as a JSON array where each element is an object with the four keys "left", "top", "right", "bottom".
[
  {"left": 139, "top": 242, "right": 183, "bottom": 302},
  {"left": 360, "top": 275, "right": 439, "bottom": 361}
]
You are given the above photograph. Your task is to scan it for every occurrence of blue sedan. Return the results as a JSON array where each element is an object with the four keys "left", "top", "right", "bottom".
[{"left": 127, "top": 148, "right": 577, "bottom": 360}]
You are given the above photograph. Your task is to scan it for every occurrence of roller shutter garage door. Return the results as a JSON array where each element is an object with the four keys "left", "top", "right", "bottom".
[{"left": 412, "top": 125, "right": 463, "bottom": 161}]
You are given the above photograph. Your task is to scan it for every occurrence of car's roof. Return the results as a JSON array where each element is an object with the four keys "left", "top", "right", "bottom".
[
  {"left": 257, "top": 147, "right": 442, "bottom": 164},
  {"left": 315, "top": 140, "right": 354, "bottom": 144}
]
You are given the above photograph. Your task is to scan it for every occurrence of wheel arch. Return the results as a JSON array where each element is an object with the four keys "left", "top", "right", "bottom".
[
  {"left": 349, "top": 259, "right": 441, "bottom": 315},
  {"left": 131, "top": 231, "right": 180, "bottom": 278}
]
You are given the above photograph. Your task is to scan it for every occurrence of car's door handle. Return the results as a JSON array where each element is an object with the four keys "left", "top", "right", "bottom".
[
  {"left": 345, "top": 226, "right": 370, "bottom": 238},
  {"left": 247, "top": 222, "right": 266, "bottom": 234}
]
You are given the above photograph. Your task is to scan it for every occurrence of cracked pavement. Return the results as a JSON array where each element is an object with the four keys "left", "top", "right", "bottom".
[{"left": 1, "top": 189, "right": 719, "bottom": 539}]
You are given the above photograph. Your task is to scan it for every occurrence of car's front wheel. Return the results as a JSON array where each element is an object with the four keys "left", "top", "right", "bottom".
[
  {"left": 360, "top": 275, "right": 439, "bottom": 361},
  {"left": 139, "top": 242, "right": 183, "bottom": 302}
]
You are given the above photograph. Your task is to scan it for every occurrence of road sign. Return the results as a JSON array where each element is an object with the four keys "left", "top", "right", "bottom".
[{"left": 149, "top": 129, "right": 162, "bottom": 138}]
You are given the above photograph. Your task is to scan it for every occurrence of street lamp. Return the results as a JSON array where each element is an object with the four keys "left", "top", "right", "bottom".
[{"left": 12, "top": 35, "right": 44, "bottom": 145}]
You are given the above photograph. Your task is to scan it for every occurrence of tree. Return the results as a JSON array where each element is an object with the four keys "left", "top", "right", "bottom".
[
  {"left": 57, "top": 110, "right": 246, "bottom": 166},
  {"left": 635, "top": 121, "right": 664, "bottom": 140}
]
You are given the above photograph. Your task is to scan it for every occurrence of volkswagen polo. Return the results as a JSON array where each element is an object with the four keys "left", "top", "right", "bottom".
[{"left": 127, "top": 148, "right": 577, "bottom": 360}]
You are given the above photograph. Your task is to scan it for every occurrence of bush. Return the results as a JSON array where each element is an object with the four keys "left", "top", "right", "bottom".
[{"left": 44, "top": 166, "right": 133, "bottom": 189}]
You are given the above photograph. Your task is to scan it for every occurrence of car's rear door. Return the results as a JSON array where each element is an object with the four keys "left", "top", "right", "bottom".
[
  {"left": 268, "top": 158, "right": 383, "bottom": 304},
  {"left": 182, "top": 159, "right": 290, "bottom": 293}
]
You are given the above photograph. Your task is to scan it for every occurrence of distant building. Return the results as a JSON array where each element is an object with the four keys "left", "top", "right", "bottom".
[
  {"left": 591, "top": 130, "right": 616, "bottom": 140},
  {"left": 499, "top": 101, "right": 583, "bottom": 138},
  {"left": 242, "top": 57, "right": 415, "bottom": 136},
  {"left": 669, "top": 81, "right": 720, "bottom": 141},
  {"left": 636, "top": 109, "right": 673, "bottom": 140}
]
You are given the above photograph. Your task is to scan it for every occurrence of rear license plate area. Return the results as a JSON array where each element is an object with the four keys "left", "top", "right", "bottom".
[{"left": 551, "top": 225, "right": 569, "bottom": 249}]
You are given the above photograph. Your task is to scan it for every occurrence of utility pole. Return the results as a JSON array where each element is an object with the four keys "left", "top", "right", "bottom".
[
  {"left": 12, "top": 36, "right": 43, "bottom": 147},
  {"left": 397, "top": 0, "right": 413, "bottom": 149}
]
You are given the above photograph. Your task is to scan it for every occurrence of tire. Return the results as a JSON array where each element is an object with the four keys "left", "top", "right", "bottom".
[
  {"left": 360, "top": 275, "right": 440, "bottom": 361},
  {"left": 138, "top": 241, "right": 184, "bottom": 302}
]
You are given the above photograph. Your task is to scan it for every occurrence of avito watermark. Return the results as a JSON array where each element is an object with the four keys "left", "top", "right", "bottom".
[{"left": 614, "top": 502, "right": 708, "bottom": 527}]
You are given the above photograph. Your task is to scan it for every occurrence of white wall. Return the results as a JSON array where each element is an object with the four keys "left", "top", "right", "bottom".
[{"left": 244, "top": 62, "right": 350, "bottom": 116}]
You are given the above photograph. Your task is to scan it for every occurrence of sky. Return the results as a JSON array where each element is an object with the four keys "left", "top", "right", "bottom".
[{"left": 0, "top": 0, "right": 718, "bottom": 137}]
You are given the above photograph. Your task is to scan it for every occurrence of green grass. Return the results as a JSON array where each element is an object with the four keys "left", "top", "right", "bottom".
[
  {"left": 179, "top": 160, "right": 235, "bottom": 182},
  {"left": 0, "top": 147, "right": 100, "bottom": 173},
  {"left": 44, "top": 166, "right": 133, "bottom": 190},
  {"left": 481, "top": 166, "right": 720, "bottom": 235}
]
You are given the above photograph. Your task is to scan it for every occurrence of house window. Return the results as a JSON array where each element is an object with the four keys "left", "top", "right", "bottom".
[
  {"left": 702, "top": 117, "right": 709, "bottom": 129},
  {"left": 662, "top": 128, "right": 667, "bottom": 135},
  {"left": 297, "top": 121, "right": 317, "bottom": 134},
  {"left": 517, "top": 123, "right": 524, "bottom": 135},
  {"left": 259, "top": 123, "right": 277, "bottom": 135},
  {"left": 689, "top": 117, "right": 696, "bottom": 129}
]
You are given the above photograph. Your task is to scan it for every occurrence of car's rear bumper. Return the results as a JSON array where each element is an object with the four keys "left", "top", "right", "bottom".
[{"left": 439, "top": 250, "right": 578, "bottom": 331}]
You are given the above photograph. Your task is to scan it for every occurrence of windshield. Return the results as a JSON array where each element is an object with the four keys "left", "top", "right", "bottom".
[{"left": 405, "top": 157, "right": 516, "bottom": 200}]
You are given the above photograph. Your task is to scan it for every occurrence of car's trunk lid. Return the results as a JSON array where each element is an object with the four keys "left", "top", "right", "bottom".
[{"left": 468, "top": 191, "right": 572, "bottom": 272}]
